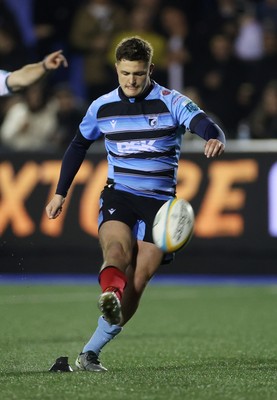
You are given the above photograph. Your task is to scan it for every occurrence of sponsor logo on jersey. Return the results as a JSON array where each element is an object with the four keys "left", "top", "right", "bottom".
[
  {"left": 182, "top": 100, "right": 200, "bottom": 112},
  {"left": 108, "top": 208, "right": 116, "bottom": 214},
  {"left": 162, "top": 90, "right": 171, "bottom": 96},
  {"left": 117, "top": 140, "right": 157, "bottom": 153}
]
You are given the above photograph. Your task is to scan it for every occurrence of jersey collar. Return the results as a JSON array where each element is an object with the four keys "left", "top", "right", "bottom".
[{"left": 118, "top": 81, "right": 154, "bottom": 103}]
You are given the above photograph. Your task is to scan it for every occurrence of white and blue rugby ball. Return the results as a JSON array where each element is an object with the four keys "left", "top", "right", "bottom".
[{"left": 152, "top": 198, "right": 194, "bottom": 253}]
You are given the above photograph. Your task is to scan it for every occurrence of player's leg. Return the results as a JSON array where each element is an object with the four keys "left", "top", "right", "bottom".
[
  {"left": 75, "top": 220, "right": 134, "bottom": 372},
  {"left": 76, "top": 189, "right": 164, "bottom": 371},
  {"left": 120, "top": 240, "right": 163, "bottom": 325},
  {"left": 75, "top": 315, "right": 122, "bottom": 372},
  {"left": 97, "top": 220, "right": 135, "bottom": 324},
  {"left": 97, "top": 192, "right": 165, "bottom": 326},
  {"left": 118, "top": 194, "right": 165, "bottom": 324},
  {"left": 76, "top": 239, "right": 163, "bottom": 372},
  {"left": 98, "top": 220, "right": 134, "bottom": 272},
  {"left": 95, "top": 187, "right": 138, "bottom": 324}
]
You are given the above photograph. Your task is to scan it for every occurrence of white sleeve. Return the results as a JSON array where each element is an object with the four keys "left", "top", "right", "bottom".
[{"left": 0, "top": 70, "right": 11, "bottom": 96}]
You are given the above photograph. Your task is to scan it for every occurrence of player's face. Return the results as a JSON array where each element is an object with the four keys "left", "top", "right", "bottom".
[{"left": 115, "top": 59, "right": 154, "bottom": 97}]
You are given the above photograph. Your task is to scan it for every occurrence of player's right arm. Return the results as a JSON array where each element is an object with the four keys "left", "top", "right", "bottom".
[
  {"left": 45, "top": 194, "right": 65, "bottom": 219},
  {"left": 45, "top": 100, "right": 103, "bottom": 220},
  {"left": 45, "top": 129, "right": 94, "bottom": 219}
]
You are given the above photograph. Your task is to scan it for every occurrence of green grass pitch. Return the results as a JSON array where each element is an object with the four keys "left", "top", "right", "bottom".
[{"left": 1, "top": 283, "right": 277, "bottom": 400}]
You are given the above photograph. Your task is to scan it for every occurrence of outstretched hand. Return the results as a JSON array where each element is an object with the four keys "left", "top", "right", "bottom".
[
  {"left": 204, "top": 139, "right": 225, "bottom": 158},
  {"left": 43, "top": 50, "right": 68, "bottom": 70},
  {"left": 46, "top": 194, "right": 65, "bottom": 219}
]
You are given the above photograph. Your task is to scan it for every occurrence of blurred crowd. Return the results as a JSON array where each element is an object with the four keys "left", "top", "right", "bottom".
[{"left": 1, "top": 0, "right": 277, "bottom": 153}]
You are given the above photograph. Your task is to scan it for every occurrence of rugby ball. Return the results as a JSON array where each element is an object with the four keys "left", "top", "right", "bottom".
[{"left": 152, "top": 198, "right": 194, "bottom": 253}]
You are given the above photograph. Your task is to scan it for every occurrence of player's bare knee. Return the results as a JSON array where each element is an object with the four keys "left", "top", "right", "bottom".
[{"left": 105, "top": 241, "right": 132, "bottom": 266}]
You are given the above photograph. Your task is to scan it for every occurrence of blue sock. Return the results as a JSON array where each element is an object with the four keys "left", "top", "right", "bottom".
[{"left": 82, "top": 316, "right": 122, "bottom": 355}]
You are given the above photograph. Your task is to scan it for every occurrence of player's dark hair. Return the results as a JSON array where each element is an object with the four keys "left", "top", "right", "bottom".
[{"left": 115, "top": 36, "right": 153, "bottom": 64}]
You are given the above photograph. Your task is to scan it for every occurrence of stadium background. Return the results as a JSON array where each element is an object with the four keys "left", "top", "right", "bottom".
[
  {"left": 1, "top": 141, "right": 277, "bottom": 276},
  {"left": 1, "top": 0, "right": 277, "bottom": 277}
]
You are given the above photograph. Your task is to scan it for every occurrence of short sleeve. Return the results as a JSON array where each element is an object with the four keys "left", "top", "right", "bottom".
[{"left": 0, "top": 70, "right": 11, "bottom": 96}]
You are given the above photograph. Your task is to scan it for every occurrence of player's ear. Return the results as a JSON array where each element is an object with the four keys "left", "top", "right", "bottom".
[{"left": 149, "top": 63, "right": 154, "bottom": 76}]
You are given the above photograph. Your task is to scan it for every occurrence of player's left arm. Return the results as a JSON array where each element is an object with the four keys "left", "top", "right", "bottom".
[
  {"left": 189, "top": 113, "right": 226, "bottom": 158},
  {"left": 167, "top": 92, "right": 225, "bottom": 158},
  {"left": 6, "top": 50, "right": 68, "bottom": 92}
]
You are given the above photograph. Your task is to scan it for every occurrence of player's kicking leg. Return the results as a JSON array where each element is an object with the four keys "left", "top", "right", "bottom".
[{"left": 76, "top": 241, "right": 163, "bottom": 372}]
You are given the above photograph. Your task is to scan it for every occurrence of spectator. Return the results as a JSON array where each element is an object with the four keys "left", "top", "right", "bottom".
[
  {"left": 247, "top": 80, "right": 277, "bottom": 139},
  {"left": 3, "top": 0, "right": 36, "bottom": 52},
  {"left": 129, "top": 0, "right": 164, "bottom": 32},
  {"left": 235, "top": 26, "right": 277, "bottom": 130},
  {"left": 32, "top": 0, "right": 80, "bottom": 58},
  {"left": 253, "top": 27, "right": 277, "bottom": 95},
  {"left": 195, "top": 33, "right": 244, "bottom": 137},
  {"left": 0, "top": 26, "right": 28, "bottom": 72},
  {"left": 160, "top": 6, "right": 193, "bottom": 90},
  {"left": 190, "top": 0, "right": 240, "bottom": 61},
  {"left": 0, "top": 81, "right": 59, "bottom": 151},
  {"left": 53, "top": 83, "right": 87, "bottom": 151},
  {"left": 0, "top": 0, "right": 23, "bottom": 44},
  {"left": 69, "top": 0, "right": 127, "bottom": 102},
  {"left": 258, "top": 0, "right": 277, "bottom": 32},
  {"left": 234, "top": 6, "right": 264, "bottom": 61}
]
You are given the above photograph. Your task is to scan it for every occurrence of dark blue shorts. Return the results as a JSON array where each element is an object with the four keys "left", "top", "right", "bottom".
[{"left": 98, "top": 185, "right": 174, "bottom": 264}]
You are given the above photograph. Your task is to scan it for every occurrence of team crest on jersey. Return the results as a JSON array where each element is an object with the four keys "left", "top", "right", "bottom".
[
  {"left": 148, "top": 116, "right": 158, "bottom": 127},
  {"left": 162, "top": 90, "right": 171, "bottom": 96}
]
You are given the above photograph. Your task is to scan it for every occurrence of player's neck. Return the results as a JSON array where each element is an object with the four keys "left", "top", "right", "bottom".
[{"left": 119, "top": 81, "right": 154, "bottom": 102}]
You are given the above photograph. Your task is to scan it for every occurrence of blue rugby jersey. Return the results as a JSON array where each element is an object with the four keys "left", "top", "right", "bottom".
[
  {"left": 79, "top": 81, "right": 203, "bottom": 200},
  {"left": 0, "top": 70, "right": 11, "bottom": 96}
]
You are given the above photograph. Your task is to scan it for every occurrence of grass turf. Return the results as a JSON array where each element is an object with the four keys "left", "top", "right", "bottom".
[{"left": 0, "top": 283, "right": 277, "bottom": 400}]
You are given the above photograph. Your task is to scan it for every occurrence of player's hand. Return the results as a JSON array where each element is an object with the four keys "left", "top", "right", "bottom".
[
  {"left": 46, "top": 194, "right": 65, "bottom": 219},
  {"left": 43, "top": 50, "right": 68, "bottom": 70},
  {"left": 204, "top": 139, "right": 225, "bottom": 158}
]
